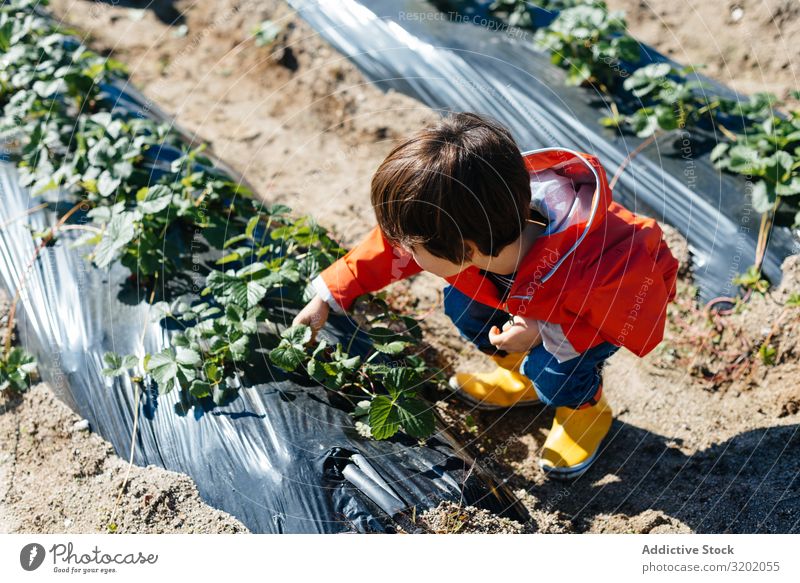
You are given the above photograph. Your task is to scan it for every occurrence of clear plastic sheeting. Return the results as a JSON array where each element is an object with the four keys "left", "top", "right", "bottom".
[
  {"left": 0, "top": 78, "right": 527, "bottom": 532},
  {"left": 288, "top": 0, "right": 799, "bottom": 301}
]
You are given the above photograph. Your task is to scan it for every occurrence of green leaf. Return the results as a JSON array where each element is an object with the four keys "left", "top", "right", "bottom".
[
  {"left": 215, "top": 252, "right": 242, "bottom": 265},
  {"left": 204, "top": 362, "right": 222, "bottom": 383},
  {"left": 245, "top": 215, "right": 260, "bottom": 239},
  {"left": 709, "top": 142, "right": 730, "bottom": 165},
  {"left": 225, "top": 303, "right": 242, "bottom": 323},
  {"left": 137, "top": 184, "right": 172, "bottom": 214},
  {"left": 94, "top": 212, "right": 136, "bottom": 268},
  {"left": 750, "top": 180, "right": 776, "bottom": 213},
  {"left": 368, "top": 395, "right": 401, "bottom": 440},
  {"left": 176, "top": 347, "right": 201, "bottom": 366},
  {"left": 384, "top": 367, "right": 421, "bottom": 397},
  {"left": 623, "top": 63, "right": 672, "bottom": 98},
  {"left": 222, "top": 234, "right": 250, "bottom": 249},
  {"left": 239, "top": 279, "right": 268, "bottom": 308},
  {"left": 337, "top": 355, "right": 361, "bottom": 371},
  {"left": 146, "top": 348, "right": 179, "bottom": 394},
  {"left": 228, "top": 335, "right": 249, "bottom": 361},
  {"left": 732, "top": 265, "right": 770, "bottom": 293},
  {"left": 627, "top": 108, "right": 660, "bottom": 138},
  {"left": 352, "top": 399, "right": 371, "bottom": 419},
  {"left": 0, "top": 20, "right": 12, "bottom": 51},
  {"left": 727, "top": 145, "right": 762, "bottom": 174},
  {"left": 97, "top": 171, "right": 120, "bottom": 197},
  {"left": 269, "top": 342, "right": 305, "bottom": 372},
  {"left": 776, "top": 176, "right": 800, "bottom": 197},
  {"left": 102, "top": 352, "right": 138, "bottom": 376},
  {"left": 205, "top": 270, "right": 269, "bottom": 308},
  {"left": 599, "top": 115, "right": 622, "bottom": 129},
  {"left": 374, "top": 340, "right": 410, "bottom": 355},
  {"left": 396, "top": 397, "right": 435, "bottom": 439},
  {"left": 758, "top": 343, "right": 777, "bottom": 366},
  {"left": 0, "top": 347, "right": 37, "bottom": 394},
  {"left": 253, "top": 20, "right": 281, "bottom": 47},
  {"left": 189, "top": 380, "right": 212, "bottom": 398},
  {"left": 655, "top": 105, "right": 678, "bottom": 131},
  {"left": 765, "top": 151, "right": 794, "bottom": 183},
  {"left": 269, "top": 325, "right": 311, "bottom": 371},
  {"left": 282, "top": 324, "right": 312, "bottom": 345},
  {"left": 33, "top": 78, "right": 66, "bottom": 98}
]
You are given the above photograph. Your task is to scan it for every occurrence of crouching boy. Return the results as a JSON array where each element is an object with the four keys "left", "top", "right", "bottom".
[{"left": 294, "top": 112, "right": 678, "bottom": 478}]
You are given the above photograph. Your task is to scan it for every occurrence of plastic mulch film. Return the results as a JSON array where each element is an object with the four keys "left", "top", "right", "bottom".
[
  {"left": 0, "top": 76, "right": 528, "bottom": 532},
  {"left": 288, "top": 0, "right": 800, "bottom": 302}
]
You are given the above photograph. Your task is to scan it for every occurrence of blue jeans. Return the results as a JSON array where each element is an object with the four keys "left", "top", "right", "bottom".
[{"left": 443, "top": 285, "right": 619, "bottom": 409}]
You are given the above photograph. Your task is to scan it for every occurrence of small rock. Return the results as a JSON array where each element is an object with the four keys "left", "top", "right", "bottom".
[
  {"left": 71, "top": 419, "right": 90, "bottom": 433},
  {"left": 64, "top": 518, "right": 73, "bottom": 528}
]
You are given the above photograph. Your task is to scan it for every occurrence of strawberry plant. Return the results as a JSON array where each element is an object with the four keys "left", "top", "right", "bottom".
[
  {"left": 488, "top": 0, "right": 536, "bottom": 29},
  {"left": 1, "top": 0, "right": 440, "bottom": 441},
  {"left": 732, "top": 266, "right": 770, "bottom": 295},
  {"left": 599, "top": 63, "right": 721, "bottom": 138},
  {"left": 252, "top": 20, "right": 281, "bottom": 47},
  {"left": 533, "top": 2, "right": 640, "bottom": 90},
  {"left": 270, "top": 324, "right": 435, "bottom": 440},
  {"left": 0, "top": 347, "right": 37, "bottom": 394},
  {"left": 488, "top": 0, "right": 596, "bottom": 30},
  {"left": 711, "top": 97, "right": 800, "bottom": 220}
]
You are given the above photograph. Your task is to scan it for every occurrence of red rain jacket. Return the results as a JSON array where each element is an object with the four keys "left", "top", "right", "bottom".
[{"left": 313, "top": 148, "right": 679, "bottom": 362}]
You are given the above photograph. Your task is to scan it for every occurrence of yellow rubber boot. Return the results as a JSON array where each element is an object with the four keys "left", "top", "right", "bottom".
[
  {"left": 448, "top": 352, "right": 540, "bottom": 410},
  {"left": 539, "top": 391, "right": 612, "bottom": 479}
]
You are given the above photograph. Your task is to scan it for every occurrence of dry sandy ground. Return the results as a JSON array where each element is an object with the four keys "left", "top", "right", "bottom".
[
  {"left": 606, "top": 0, "right": 800, "bottom": 100},
  {"left": 2, "top": 0, "right": 798, "bottom": 534},
  {"left": 0, "top": 383, "right": 246, "bottom": 533}
]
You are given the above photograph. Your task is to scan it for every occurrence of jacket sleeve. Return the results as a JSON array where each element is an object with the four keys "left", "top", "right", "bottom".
[
  {"left": 312, "top": 225, "right": 423, "bottom": 312},
  {"left": 562, "top": 223, "right": 679, "bottom": 357}
]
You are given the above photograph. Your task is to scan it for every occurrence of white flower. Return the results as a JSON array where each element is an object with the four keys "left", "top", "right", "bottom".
[{"left": 354, "top": 421, "right": 372, "bottom": 439}]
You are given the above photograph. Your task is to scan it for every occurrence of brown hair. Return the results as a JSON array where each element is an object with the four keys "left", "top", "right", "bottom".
[{"left": 371, "top": 112, "right": 532, "bottom": 264}]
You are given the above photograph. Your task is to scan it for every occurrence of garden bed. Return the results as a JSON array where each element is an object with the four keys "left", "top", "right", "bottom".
[
  {"left": 0, "top": 0, "right": 523, "bottom": 533},
  {"left": 1, "top": 0, "right": 799, "bottom": 534}
]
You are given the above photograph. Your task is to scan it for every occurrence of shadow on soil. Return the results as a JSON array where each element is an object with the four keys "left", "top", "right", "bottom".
[
  {"left": 474, "top": 408, "right": 800, "bottom": 533},
  {"left": 93, "top": 0, "right": 184, "bottom": 25}
]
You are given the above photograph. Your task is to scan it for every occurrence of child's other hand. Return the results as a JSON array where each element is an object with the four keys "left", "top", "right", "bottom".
[
  {"left": 488, "top": 315, "right": 541, "bottom": 353},
  {"left": 291, "top": 295, "right": 330, "bottom": 342}
]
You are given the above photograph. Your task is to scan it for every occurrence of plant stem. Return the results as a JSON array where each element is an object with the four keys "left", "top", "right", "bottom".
[
  {"left": 754, "top": 196, "right": 781, "bottom": 273},
  {"left": 0, "top": 202, "right": 49, "bottom": 230},
  {"left": 609, "top": 130, "right": 666, "bottom": 190}
]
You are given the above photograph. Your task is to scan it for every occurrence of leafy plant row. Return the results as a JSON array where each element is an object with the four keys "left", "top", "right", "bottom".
[
  {"left": 486, "top": 0, "right": 800, "bottom": 226},
  {"left": 0, "top": 0, "right": 438, "bottom": 440}
]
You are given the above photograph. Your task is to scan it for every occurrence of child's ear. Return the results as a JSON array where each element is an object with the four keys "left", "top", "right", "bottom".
[{"left": 463, "top": 240, "right": 478, "bottom": 261}]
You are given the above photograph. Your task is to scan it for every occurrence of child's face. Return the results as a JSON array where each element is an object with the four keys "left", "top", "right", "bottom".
[{"left": 406, "top": 244, "right": 471, "bottom": 278}]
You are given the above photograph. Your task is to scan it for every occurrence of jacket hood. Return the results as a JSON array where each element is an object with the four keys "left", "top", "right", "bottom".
[{"left": 505, "top": 147, "right": 612, "bottom": 304}]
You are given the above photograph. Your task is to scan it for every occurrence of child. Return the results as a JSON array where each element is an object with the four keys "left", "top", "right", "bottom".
[{"left": 293, "top": 112, "right": 678, "bottom": 478}]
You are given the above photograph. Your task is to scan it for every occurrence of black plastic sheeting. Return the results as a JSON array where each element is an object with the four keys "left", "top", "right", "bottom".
[
  {"left": 288, "top": 0, "right": 800, "bottom": 301},
  {"left": 0, "top": 77, "right": 528, "bottom": 532}
]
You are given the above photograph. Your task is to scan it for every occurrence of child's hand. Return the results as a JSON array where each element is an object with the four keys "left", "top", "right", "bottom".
[
  {"left": 488, "top": 315, "right": 541, "bottom": 353},
  {"left": 291, "top": 295, "right": 330, "bottom": 342}
]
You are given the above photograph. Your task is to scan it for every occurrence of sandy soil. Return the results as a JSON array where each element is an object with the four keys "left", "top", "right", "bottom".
[
  {"left": 417, "top": 501, "right": 529, "bottom": 533},
  {"left": 4, "top": 0, "right": 797, "bottom": 534},
  {"left": 606, "top": 0, "right": 800, "bottom": 101},
  {"left": 0, "top": 383, "right": 246, "bottom": 533}
]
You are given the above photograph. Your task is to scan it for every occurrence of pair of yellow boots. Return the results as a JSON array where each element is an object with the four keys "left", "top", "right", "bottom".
[{"left": 449, "top": 352, "right": 612, "bottom": 479}]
